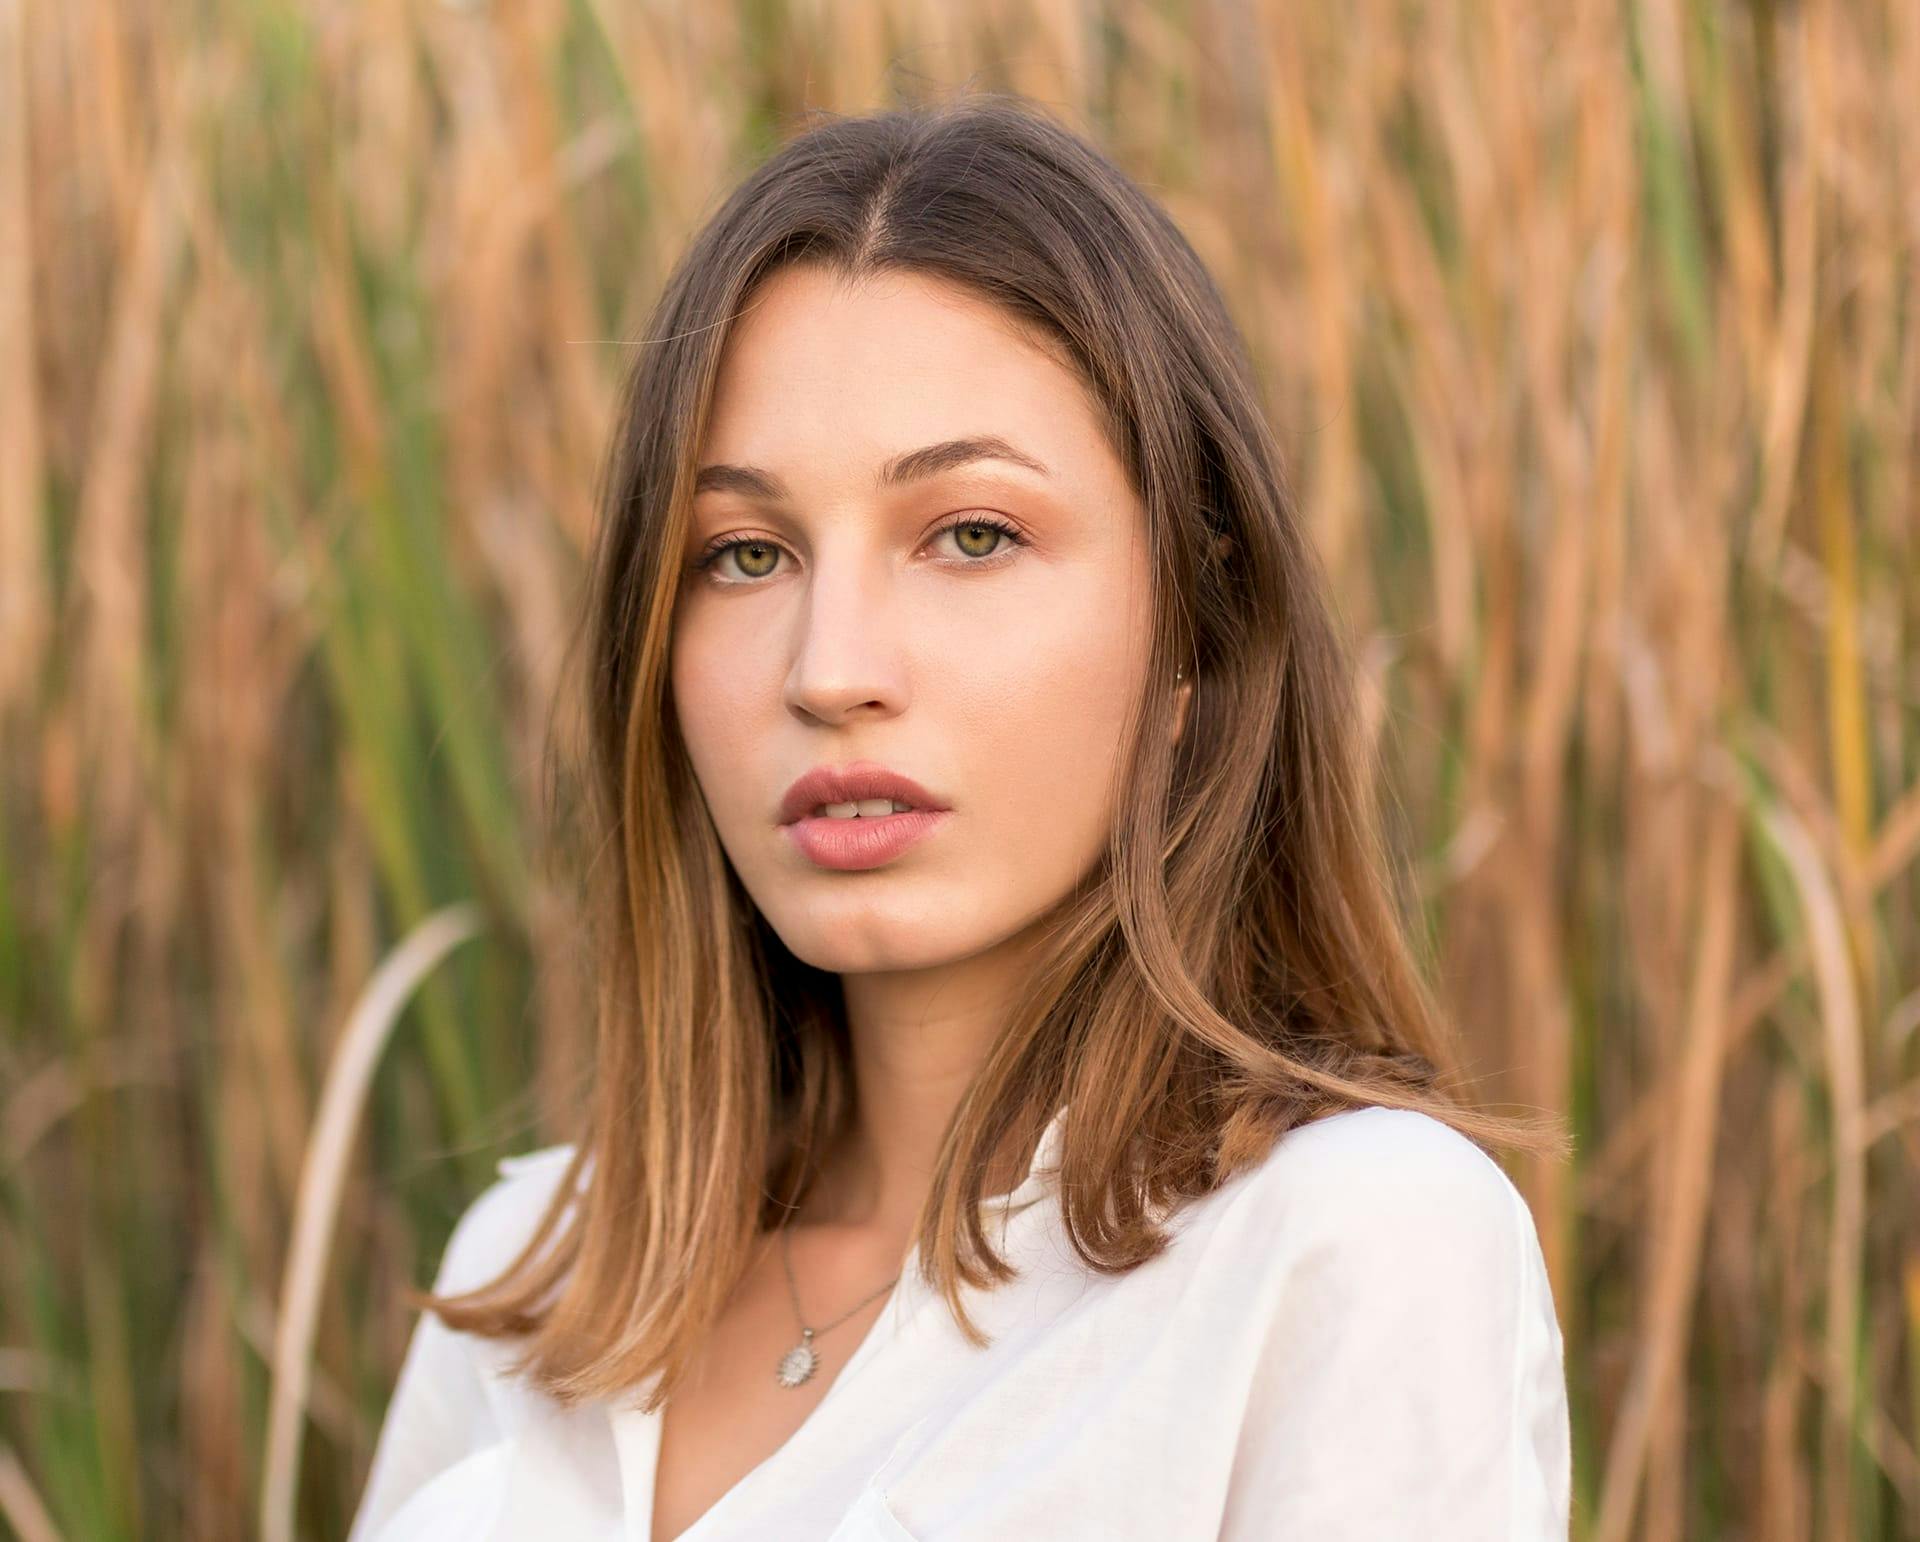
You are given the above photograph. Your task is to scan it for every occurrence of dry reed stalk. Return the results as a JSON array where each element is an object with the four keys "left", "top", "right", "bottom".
[
  {"left": 259, "top": 902, "right": 485, "bottom": 1542},
  {"left": 0, "top": 1443, "right": 61, "bottom": 1542},
  {"left": 3, "top": 0, "right": 1916, "bottom": 1534},
  {"left": 1761, "top": 796, "right": 1869, "bottom": 1538},
  {"left": 0, "top": 0, "right": 47, "bottom": 714},
  {"left": 1592, "top": 797, "right": 1741, "bottom": 1542}
]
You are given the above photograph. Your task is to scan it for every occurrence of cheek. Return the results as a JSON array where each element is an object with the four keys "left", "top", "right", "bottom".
[
  {"left": 954, "top": 588, "right": 1146, "bottom": 871},
  {"left": 670, "top": 628, "right": 769, "bottom": 823}
]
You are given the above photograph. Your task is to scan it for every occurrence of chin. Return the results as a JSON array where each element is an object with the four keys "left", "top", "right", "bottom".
[
  {"left": 760, "top": 901, "right": 997, "bottom": 977},
  {"left": 779, "top": 929, "right": 973, "bottom": 977}
]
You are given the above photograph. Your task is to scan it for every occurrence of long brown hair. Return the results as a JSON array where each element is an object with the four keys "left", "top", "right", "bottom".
[{"left": 420, "top": 90, "right": 1572, "bottom": 1409}]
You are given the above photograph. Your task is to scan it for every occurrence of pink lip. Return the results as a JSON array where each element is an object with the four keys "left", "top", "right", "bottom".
[
  {"left": 777, "top": 761, "right": 951, "bottom": 826},
  {"left": 784, "top": 807, "right": 951, "bottom": 871},
  {"left": 777, "top": 760, "right": 953, "bottom": 872}
]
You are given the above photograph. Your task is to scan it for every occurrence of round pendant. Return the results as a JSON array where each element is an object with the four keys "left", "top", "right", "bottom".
[{"left": 776, "top": 1342, "right": 818, "bottom": 1387}]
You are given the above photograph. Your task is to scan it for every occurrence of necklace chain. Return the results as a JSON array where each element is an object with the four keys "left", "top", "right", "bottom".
[{"left": 772, "top": 1221, "right": 901, "bottom": 1389}]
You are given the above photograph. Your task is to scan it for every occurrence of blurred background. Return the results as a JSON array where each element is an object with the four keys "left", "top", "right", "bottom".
[{"left": 2, "top": 0, "right": 1915, "bottom": 1537}]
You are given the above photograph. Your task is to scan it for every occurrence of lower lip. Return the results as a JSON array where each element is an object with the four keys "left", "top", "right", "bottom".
[{"left": 782, "top": 809, "right": 950, "bottom": 870}]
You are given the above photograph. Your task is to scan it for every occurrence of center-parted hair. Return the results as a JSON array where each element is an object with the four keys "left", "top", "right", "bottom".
[{"left": 420, "top": 91, "right": 1570, "bottom": 1409}]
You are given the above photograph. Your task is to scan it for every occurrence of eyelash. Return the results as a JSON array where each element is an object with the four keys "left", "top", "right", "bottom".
[{"left": 688, "top": 514, "right": 1029, "bottom": 585}]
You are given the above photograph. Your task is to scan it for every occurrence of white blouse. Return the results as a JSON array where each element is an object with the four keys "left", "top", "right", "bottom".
[{"left": 349, "top": 1104, "right": 1571, "bottom": 1541}]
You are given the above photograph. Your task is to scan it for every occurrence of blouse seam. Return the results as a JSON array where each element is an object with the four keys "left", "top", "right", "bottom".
[{"left": 1503, "top": 1176, "right": 1529, "bottom": 1540}]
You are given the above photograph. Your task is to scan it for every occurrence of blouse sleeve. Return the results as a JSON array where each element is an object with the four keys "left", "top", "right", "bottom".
[
  {"left": 1215, "top": 1118, "right": 1571, "bottom": 1540},
  {"left": 345, "top": 1160, "right": 549, "bottom": 1542}
]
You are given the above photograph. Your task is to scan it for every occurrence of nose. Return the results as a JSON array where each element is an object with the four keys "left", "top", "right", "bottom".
[{"left": 782, "top": 546, "right": 907, "bottom": 725}]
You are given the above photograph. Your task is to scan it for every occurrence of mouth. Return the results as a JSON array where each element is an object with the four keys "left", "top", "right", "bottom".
[
  {"left": 800, "top": 798, "right": 920, "bottom": 820},
  {"left": 777, "top": 762, "right": 951, "bottom": 827},
  {"left": 781, "top": 802, "right": 951, "bottom": 871}
]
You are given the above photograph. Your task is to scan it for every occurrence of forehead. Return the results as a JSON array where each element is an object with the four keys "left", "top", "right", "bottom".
[{"left": 699, "top": 264, "right": 1120, "bottom": 484}]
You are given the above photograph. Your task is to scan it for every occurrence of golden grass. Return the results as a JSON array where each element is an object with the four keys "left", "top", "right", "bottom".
[
  {"left": 2, "top": 0, "right": 1915, "bottom": 1536},
  {"left": 260, "top": 902, "right": 482, "bottom": 1542}
]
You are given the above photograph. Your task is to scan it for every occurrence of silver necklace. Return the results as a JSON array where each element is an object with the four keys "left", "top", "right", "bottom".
[{"left": 774, "top": 1223, "right": 901, "bottom": 1388}]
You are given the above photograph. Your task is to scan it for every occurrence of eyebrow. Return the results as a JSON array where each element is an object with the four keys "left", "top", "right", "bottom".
[{"left": 693, "top": 435, "right": 1053, "bottom": 501}]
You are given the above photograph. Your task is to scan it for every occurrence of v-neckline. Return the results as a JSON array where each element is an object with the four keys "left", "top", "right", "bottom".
[
  {"left": 611, "top": 1244, "right": 915, "bottom": 1542},
  {"left": 607, "top": 1102, "right": 1068, "bottom": 1542}
]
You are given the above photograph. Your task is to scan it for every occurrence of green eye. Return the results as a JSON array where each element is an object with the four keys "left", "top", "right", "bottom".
[
  {"left": 731, "top": 542, "right": 779, "bottom": 578},
  {"left": 691, "top": 515, "right": 1027, "bottom": 586},
  {"left": 691, "top": 539, "right": 782, "bottom": 580},
  {"left": 934, "top": 514, "right": 1026, "bottom": 563},
  {"left": 950, "top": 522, "right": 1005, "bottom": 558}
]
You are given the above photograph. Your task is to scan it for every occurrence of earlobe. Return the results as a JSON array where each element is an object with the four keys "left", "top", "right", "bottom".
[{"left": 1170, "top": 676, "right": 1194, "bottom": 746}]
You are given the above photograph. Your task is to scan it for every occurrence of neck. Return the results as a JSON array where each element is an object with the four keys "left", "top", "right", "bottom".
[{"left": 804, "top": 921, "right": 1053, "bottom": 1234}]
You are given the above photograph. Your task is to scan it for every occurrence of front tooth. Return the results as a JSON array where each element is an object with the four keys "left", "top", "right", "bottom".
[{"left": 814, "top": 798, "right": 916, "bottom": 819}]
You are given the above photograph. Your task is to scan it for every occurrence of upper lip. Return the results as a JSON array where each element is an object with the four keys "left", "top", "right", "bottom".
[{"left": 778, "top": 761, "right": 951, "bottom": 824}]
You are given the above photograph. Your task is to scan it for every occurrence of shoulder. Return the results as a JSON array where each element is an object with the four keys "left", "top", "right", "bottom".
[
  {"left": 1208, "top": 1108, "right": 1571, "bottom": 1534},
  {"left": 1223, "top": 1105, "right": 1537, "bottom": 1284},
  {"left": 431, "top": 1142, "right": 585, "bottom": 1295},
  {"left": 1259, "top": 1103, "right": 1523, "bottom": 1203},
  {"left": 1200, "top": 1104, "right": 1562, "bottom": 1385}
]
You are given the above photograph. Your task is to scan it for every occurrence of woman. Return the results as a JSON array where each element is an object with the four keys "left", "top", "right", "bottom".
[{"left": 349, "top": 93, "right": 1573, "bottom": 1541}]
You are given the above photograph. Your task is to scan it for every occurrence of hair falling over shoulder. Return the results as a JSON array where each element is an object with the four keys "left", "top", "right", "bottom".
[{"left": 417, "top": 91, "right": 1573, "bottom": 1411}]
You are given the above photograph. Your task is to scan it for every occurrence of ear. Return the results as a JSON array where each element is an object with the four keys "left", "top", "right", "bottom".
[{"left": 1170, "top": 674, "right": 1195, "bottom": 747}]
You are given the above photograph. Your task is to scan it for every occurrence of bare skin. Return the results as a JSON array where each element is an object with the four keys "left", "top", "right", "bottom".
[
  {"left": 647, "top": 1214, "right": 907, "bottom": 1542},
  {"left": 650, "top": 1129, "right": 1043, "bottom": 1541},
  {"left": 661, "top": 261, "right": 1191, "bottom": 1540}
]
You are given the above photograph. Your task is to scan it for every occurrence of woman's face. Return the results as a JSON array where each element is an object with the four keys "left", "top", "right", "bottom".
[{"left": 671, "top": 263, "right": 1176, "bottom": 975}]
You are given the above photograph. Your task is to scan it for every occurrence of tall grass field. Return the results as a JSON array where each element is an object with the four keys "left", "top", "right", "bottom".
[{"left": 2, "top": 1, "right": 1916, "bottom": 1538}]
